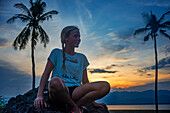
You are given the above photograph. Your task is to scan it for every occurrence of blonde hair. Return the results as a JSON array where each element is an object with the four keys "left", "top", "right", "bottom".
[{"left": 60, "top": 26, "right": 79, "bottom": 70}]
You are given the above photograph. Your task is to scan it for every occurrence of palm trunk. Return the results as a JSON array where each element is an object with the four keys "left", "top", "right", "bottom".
[
  {"left": 153, "top": 34, "right": 158, "bottom": 113},
  {"left": 32, "top": 28, "right": 36, "bottom": 89}
]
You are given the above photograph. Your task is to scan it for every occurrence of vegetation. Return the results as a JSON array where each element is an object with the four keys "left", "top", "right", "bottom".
[
  {"left": 7, "top": 0, "right": 58, "bottom": 89},
  {"left": 0, "top": 96, "right": 7, "bottom": 113},
  {"left": 134, "top": 11, "right": 170, "bottom": 113}
]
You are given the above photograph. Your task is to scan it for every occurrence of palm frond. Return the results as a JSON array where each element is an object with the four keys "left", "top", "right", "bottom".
[
  {"left": 29, "top": 0, "right": 33, "bottom": 6},
  {"left": 39, "top": 1, "right": 46, "bottom": 15},
  {"left": 30, "top": 0, "right": 47, "bottom": 18},
  {"left": 13, "top": 25, "right": 31, "bottom": 50},
  {"left": 158, "top": 11, "right": 170, "bottom": 24},
  {"left": 16, "top": 14, "right": 32, "bottom": 22},
  {"left": 34, "top": 30, "right": 39, "bottom": 42},
  {"left": 40, "top": 2, "right": 46, "bottom": 9},
  {"left": 19, "top": 26, "right": 31, "bottom": 50},
  {"left": 38, "top": 25, "right": 49, "bottom": 47},
  {"left": 160, "top": 30, "right": 170, "bottom": 39},
  {"left": 31, "top": 28, "right": 39, "bottom": 49},
  {"left": 159, "top": 24, "right": 166, "bottom": 29},
  {"left": 142, "top": 12, "right": 151, "bottom": 24},
  {"left": 162, "top": 21, "right": 170, "bottom": 26},
  {"left": 14, "top": 3, "right": 32, "bottom": 17},
  {"left": 36, "top": 0, "right": 46, "bottom": 8},
  {"left": 39, "top": 0, "right": 46, "bottom": 9},
  {"left": 159, "top": 21, "right": 170, "bottom": 29},
  {"left": 38, "top": 10, "right": 58, "bottom": 22},
  {"left": 145, "top": 23, "right": 150, "bottom": 28},
  {"left": 167, "top": 26, "right": 170, "bottom": 30},
  {"left": 134, "top": 28, "right": 150, "bottom": 35},
  {"left": 7, "top": 16, "right": 18, "bottom": 24},
  {"left": 144, "top": 33, "right": 150, "bottom": 41},
  {"left": 31, "top": 39, "right": 37, "bottom": 49},
  {"left": 7, "top": 14, "right": 32, "bottom": 23}
]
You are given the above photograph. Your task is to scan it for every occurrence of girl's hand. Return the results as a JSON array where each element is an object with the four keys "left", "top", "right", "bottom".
[
  {"left": 92, "top": 101, "right": 107, "bottom": 108},
  {"left": 34, "top": 96, "right": 47, "bottom": 110}
]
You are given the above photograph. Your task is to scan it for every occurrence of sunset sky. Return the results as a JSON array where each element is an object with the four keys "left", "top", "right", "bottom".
[{"left": 0, "top": 0, "right": 170, "bottom": 97}]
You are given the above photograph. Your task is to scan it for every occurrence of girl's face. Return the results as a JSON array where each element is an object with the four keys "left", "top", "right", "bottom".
[{"left": 65, "top": 30, "right": 81, "bottom": 48}]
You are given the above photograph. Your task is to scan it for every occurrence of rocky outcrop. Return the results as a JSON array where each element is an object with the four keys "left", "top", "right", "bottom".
[{"left": 3, "top": 87, "right": 109, "bottom": 113}]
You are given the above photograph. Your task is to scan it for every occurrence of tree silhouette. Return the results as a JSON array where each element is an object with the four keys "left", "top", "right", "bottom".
[
  {"left": 134, "top": 11, "right": 170, "bottom": 113},
  {"left": 7, "top": 0, "right": 58, "bottom": 89}
]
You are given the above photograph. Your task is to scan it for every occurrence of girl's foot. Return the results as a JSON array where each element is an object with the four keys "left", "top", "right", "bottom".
[
  {"left": 70, "top": 109, "right": 82, "bottom": 113},
  {"left": 80, "top": 106, "right": 88, "bottom": 113},
  {"left": 70, "top": 105, "right": 81, "bottom": 113}
]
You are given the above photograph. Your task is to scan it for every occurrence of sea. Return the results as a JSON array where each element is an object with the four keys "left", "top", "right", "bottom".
[{"left": 107, "top": 104, "right": 170, "bottom": 110}]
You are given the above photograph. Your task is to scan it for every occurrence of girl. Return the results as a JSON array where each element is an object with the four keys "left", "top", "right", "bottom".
[{"left": 34, "top": 26, "right": 110, "bottom": 113}]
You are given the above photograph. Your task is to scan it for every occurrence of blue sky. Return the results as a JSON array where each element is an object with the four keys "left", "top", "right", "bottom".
[{"left": 0, "top": 0, "right": 170, "bottom": 97}]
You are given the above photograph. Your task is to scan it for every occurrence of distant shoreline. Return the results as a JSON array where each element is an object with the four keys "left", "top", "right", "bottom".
[
  {"left": 109, "top": 110, "right": 170, "bottom": 113},
  {"left": 107, "top": 104, "right": 170, "bottom": 111},
  {"left": 106, "top": 103, "right": 170, "bottom": 105}
]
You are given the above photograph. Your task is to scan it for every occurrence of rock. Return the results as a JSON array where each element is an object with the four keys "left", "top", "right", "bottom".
[{"left": 3, "top": 87, "right": 109, "bottom": 113}]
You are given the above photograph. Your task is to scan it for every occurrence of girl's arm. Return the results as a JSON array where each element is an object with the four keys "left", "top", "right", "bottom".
[
  {"left": 34, "top": 59, "right": 54, "bottom": 109},
  {"left": 82, "top": 68, "right": 89, "bottom": 84}
]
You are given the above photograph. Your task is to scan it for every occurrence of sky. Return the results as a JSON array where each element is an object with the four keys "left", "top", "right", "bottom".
[{"left": 0, "top": 0, "right": 170, "bottom": 97}]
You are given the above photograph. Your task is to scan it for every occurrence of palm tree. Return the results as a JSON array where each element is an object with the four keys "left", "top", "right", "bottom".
[
  {"left": 134, "top": 11, "right": 170, "bottom": 113},
  {"left": 7, "top": 0, "right": 58, "bottom": 89}
]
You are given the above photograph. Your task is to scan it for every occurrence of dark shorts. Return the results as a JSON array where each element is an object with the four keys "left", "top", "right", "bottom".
[
  {"left": 48, "top": 86, "right": 78, "bottom": 107},
  {"left": 68, "top": 86, "right": 78, "bottom": 97}
]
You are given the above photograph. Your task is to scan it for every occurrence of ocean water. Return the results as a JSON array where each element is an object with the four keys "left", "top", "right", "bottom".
[{"left": 107, "top": 104, "right": 170, "bottom": 110}]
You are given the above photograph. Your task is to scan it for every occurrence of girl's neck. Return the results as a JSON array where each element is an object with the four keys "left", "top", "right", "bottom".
[{"left": 65, "top": 46, "right": 75, "bottom": 56}]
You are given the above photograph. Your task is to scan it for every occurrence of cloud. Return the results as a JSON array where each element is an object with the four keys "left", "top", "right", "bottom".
[
  {"left": 144, "top": 56, "right": 170, "bottom": 70},
  {"left": 127, "top": 64, "right": 134, "bottom": 66},
  {"left": 106, "top": 64, "right": 124, "bottom": 69},
  {"left": 136, "top": 68, "right": 149, "bottom": 76},
  {"left": 85, "top": 8, "right": 92, "bottom": 19},
  {"left": 164, "top": 45, "right": 170, "bottom": 56},
  {"left": 147, "top": 74, "right": 152, "bottom": 76},
  {"left": 78, "top": 15, "right": 87, "bottom": 35},
  {"left": 0, "top": 38, "right": 12, "bottom": 48},
  {"left": 107, "top": 32, "right": 116, "bottom": 37},
  {"left": 129, "top": 0, "right": 170, "bottom": 7},
  {"left": 88, "top": 32, "right": 95, "bottom": 37},
  {"left": 89, "top": 68, "right": 117, "bottom": 74},
  {"left": 90, "top": 37, "right": 100, "bottom": 40},
  {"left": 136, "top": 56, "right": 170, "bottom": 76},
  {"left": 97, "top": 28, "right": 139, "bottom": 63},
  {"left": 100, "top": 28, "right": 136, "bottom": 55},
  {"left": 0, "top": 59, "right": 41, "bottom": 97},
  {"left": 160, "top": 44, "right": 170, "bottom": 56},
  {"left": 75, "top": 0, "right": 93, "bottom": 20},
  {"left": 101, "top": 41, "right": 129, "bottom": 53},
  {"left": 115, "top": 28, "right": 134, "bottom": 42},
  {"left": 113, "top": 81, "right": 170, "bottom": 92},
  {"left": 136, "top": 68, "right": 154, "bottom": 77}
]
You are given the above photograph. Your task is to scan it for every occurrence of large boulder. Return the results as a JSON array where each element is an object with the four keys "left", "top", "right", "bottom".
[{"left": 3, "top": 87, "right": 109, "bottom": 113}]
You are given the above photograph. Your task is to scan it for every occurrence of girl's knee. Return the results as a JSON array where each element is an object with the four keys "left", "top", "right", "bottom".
[
  {"left": 49, "top": 77, "right": 65, "bottom": 91},
  {"left": 50, "top": 77, "right": 60, "bottom": 86},
  {"left": 100, "top": 81, "right": 110, "bottom": 94}
]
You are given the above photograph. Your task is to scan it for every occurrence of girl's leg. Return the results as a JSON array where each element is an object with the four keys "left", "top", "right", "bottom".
[
  {"left": 48, "top": 77, "right": 80, "bottom": 113},
  {"left": 71, "top": 81, "right": 110, "bottom": 107}
]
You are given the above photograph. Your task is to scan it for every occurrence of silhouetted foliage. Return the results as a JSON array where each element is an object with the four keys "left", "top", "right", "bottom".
[
  {"left": 0, "top": 96, "right": 7, "bottom": 112},
  {"left": 7, "top": 0, "right": 58, "bottom": 89},
  {"left": 134, "top": 11, "right": 170, "bottom": 113}
]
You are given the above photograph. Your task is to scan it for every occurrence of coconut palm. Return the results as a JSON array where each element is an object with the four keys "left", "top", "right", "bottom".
[
  {"left": 134, "top": 11, "right": 170, "bottom": 113},
  {"left": 7, "top": 0, "right": 58, "bottom": 89}
]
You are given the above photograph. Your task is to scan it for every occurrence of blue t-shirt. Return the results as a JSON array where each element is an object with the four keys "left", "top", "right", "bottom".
[{"left": 48, "top": 48, "right": 90, "bottom": 87}]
